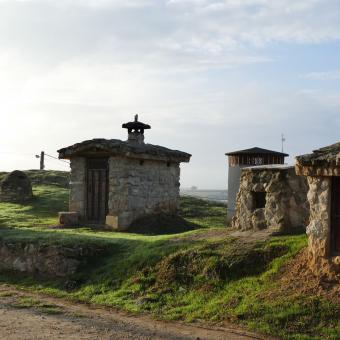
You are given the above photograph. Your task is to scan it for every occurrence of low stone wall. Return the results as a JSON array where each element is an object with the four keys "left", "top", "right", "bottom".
[
  {"left": 232, "top": 166, "right": 309, "bottom": 233},
  {"left": 305, "top": 176, "right": 340, "bottom": 280},
  {"left": 0, "top": 241, "right": 104, "bottom": 277}
]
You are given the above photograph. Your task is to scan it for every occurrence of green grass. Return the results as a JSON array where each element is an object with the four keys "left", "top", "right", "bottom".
[
  {"left": 0, "top": 170, "right": 70, "bottom": 188},
  {"left": 180, "top": 196, "right": 227, "bottom": 228},
  {"left": 10, "top": 296, "right": 64, "bottom": 315},
  {"left": 0, "top": 175, "right": 338, "bottom": 339},
  {"left": 0, "top": 291, "right": 15, "bottom": 297},
  {"left": 0, "top": 185, "right": 69, "bottom": 228}
]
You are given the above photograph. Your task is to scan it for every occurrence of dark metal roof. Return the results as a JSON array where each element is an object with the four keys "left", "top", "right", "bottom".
[
  {"left": 296, "top": 141, "right": 340, "bottom": 166},
  {"left": 58, "top": 138, "right": 191, "bottom": 163},
  {"left": 122, "top": 121, "right": 151, "bottom": 130},
  {"left": 225, "top": 147, "right": 288, "bottom": 157}
]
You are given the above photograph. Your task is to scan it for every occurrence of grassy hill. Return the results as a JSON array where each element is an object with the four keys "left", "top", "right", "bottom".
[
  {"left": 0, "top": 170, "right": 70, "bottom": 188},
  {"left": 0, "top": 171, "right": 339, "bottom": 339}
]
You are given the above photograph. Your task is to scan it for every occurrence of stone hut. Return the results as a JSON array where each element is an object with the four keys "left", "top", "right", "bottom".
[
  {"left": 296, "top": 142, "right": 340, "bottom": 280},
  {"left": 232, "top": 165, "right": 309, "bottom": 233},
  {"left": 58, "top": 116, "right": 191, "bottom": 230},
  {"left": 0, "top": 170, "right": 33, "bottom": 203},
  {"left": 225, "top": 147, "right": 288, "bottom": 222}
]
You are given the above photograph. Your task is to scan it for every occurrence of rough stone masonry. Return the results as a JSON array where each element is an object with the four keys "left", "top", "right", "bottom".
[
  {"left": 296, "top": 142, "right": 340, "bottom": 280},
  {"left": 232, "top": 165, "right": 309, "bottom": 234}
]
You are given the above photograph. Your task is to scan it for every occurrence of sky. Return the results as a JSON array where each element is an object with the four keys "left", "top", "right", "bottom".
[{"left": 0, "top": 0, "right": 340, "bottom": 189}]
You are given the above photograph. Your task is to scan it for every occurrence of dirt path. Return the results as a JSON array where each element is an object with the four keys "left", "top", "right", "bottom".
[{"left": 0, "top": 284, "right": 267, "bottom": 340}]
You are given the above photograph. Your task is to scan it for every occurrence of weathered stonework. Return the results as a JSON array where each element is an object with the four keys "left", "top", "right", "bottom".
[
  {"left": 67, "top": 155, "right": 182, "bottom": 229},
  {"left": 296, "top": 142, "right": 340, "bottom": 280},
  {"left": 107, "top": 157, "right": 180, "bottom": 228},
  {"left": 304, "top": 176, "right": 340, "bottom": 280},
  {"left": 307, "top": 176, "right": 340, "bottom": 278},
  {"left": 232, "top": 166, "right": 309, "bottom": 233},
  {"left": 0, "top": 241, "right": 104, "bottom": 277},
  {"left": 69, "top": 157, "right": 86, "bottom": 217},
  {"left": 0, "top": 170, "right": 33, "bottom": 203}
]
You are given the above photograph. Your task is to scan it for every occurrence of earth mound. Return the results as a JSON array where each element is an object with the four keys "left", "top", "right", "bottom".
[
  {"left": 127, "top": 214, "right": 197, "bottom": 235},
  {"left": 270, "top": 249, "right": 340, "bottom": 303}
]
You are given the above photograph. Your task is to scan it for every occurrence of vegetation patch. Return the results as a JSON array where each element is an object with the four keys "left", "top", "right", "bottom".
[
  {"left": 0, "top": 291, "right": 15, "bottom": 297},
  {"left": 180, "top": 196, "right": 227, "bottom": 228},
  {"left": 154, "top": 239, "right": 288, "bottom": 288},
  {"left": 0, "top": 170, "right": 70, "bottom": 188},
  {"left": 0, "top": 185, "right": 69, "bottom": 229},
  {"left": 10, "top": 296, "right": 64, "bottom": 315}
]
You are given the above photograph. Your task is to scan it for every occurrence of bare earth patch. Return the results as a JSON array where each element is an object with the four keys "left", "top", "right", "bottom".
[
  {"left": 270, "top": 249, "right": 340, "bottom": 303},
  {"left": 0, "top": 284, "right": 266, "bottom": 340}
]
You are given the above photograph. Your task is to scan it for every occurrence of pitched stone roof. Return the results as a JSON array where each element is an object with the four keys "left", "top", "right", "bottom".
[
  {"left": 296, "top": 142, "right": 340, "bottom": 167},
  {"left": 225, "top": 147, "right": 288, "bottom": 157},
  {"left": 58, "top": 139, "right": 191, "bottom": 163}
]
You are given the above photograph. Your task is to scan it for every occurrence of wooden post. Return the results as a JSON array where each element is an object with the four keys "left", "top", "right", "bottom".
[{"left": 40, "top": 151, "right": 45, "bottom": 170}]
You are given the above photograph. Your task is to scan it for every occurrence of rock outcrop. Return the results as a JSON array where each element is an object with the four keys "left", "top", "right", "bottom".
[
  {"left": 0, "top": 170, "right": 33, "bottom": 203},
  {"left": 0, "top": 241, "right": 105, "bottom": 277}
]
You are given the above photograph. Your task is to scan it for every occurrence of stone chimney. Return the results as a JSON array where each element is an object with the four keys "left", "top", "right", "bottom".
[{"left": 122, "top": 115, "right": 151, "bottom": 145}]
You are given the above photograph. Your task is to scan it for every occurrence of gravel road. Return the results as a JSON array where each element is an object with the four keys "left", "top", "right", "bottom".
[{"left": 0, "top": 284, "right": 266, "bottom": 340}]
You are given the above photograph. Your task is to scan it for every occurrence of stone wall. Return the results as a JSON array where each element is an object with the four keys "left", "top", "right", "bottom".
[
  {"left": 232, "top": 166, "right": 309, "bottom": 233},
  {"left": 69, "top": 157, "right": 86, "bottom": 218},
  {"left": 68, "top": 155, "right": 181, "bottom": 229},
  {"left": 304, "top": 176, "right": 340, "bottom": 280},
  {"left": 0, "top": 241, "right": 103, "bottom": 277},
  {"left": 107, "top": 156, "right": 180, "bottom": 229}
]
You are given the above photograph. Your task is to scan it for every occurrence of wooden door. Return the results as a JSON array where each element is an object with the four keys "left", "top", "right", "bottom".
[
  {"left": 331, "top": 176, "right": 340, "bottom": 253},
  {"left": 86, "top": 158, "right": 108, "bottom": 224}
]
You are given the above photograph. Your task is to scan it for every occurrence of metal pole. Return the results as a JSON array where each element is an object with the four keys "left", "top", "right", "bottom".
[
  {"left": 40, "top": 151, "right": 45, "bottom": 170},
  {"left": 281, "top": 134, "right": 285, "bottom": 153}
]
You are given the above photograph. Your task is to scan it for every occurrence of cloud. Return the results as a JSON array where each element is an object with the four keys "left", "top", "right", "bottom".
[
  {"left": 0, "top": 0, "right": 156, "bottom": 7},
  {"left": 302, "top": 71, "right": 340, "bottom": 80},
  {"left": 1, "top": 0, "right": 340, "bottom": 72}
]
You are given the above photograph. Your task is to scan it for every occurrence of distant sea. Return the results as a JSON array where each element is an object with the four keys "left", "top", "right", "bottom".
[{"left": 180, "top": 189, "right": 227, "bottom": 204}]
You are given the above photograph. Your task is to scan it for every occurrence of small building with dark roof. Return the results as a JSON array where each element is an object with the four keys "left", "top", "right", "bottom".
[
  {"left": 58, "top": 115, "right": 191, "bottom": 230},
  {"left": 296, "top": 142, "right": 340, "bottom": 280},
  {"left": 225, "top": 147, "right": 288, "bottom": 222}
]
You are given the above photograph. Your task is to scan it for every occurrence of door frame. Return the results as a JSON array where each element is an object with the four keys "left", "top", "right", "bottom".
[{"left": 85, "top": 157, "right": 109, "bottom": 224}]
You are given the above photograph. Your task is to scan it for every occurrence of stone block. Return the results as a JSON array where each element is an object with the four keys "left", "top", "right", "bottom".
[
  {"left": 58, "top": 212, "right": 79, "bottom": 227},
  {"left": 105, "top": 215, "right": 119, "bottom": 230}
]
